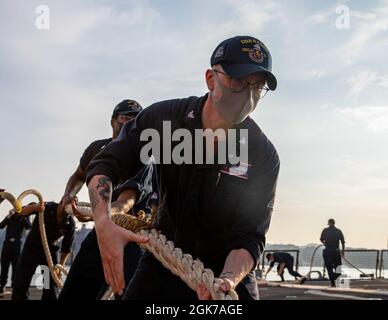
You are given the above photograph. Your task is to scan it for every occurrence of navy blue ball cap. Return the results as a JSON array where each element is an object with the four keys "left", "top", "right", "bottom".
[
  {"left": 112, "top": 99, "right": 143, "bottom": 118},
  {"left": 210, "top": 36, "right": 277, "bottom": 91}
]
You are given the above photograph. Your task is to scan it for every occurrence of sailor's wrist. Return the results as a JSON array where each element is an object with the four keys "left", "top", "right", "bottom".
[{"left": 94, "top": 213, "right": 112, "bottom": 228}]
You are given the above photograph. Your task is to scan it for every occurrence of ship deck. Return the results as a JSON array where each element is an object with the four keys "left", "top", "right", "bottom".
[
  {"left": 1, "top": 279, "right": 387, "bottom": 300},
  {"left": 258, "top": 279, "right": 388, "bottom": 300}
]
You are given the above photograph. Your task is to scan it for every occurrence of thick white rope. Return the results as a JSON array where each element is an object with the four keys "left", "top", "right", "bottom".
[
  {"left": 70, "top": 204, "right": 239, "bottom": 300},
  {"left": 1, "top": 191, "right": 238, "bottom": 299}
]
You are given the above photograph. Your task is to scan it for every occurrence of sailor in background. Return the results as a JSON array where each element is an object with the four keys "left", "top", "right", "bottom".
[
  {"left": 0, "top": 209, "right": 31, "bottom": 294},
  {"left": 320, "top": 218, "right": 345, "bottom": 287},
  {"left": 264, "top": 252, "right": 306, "bottom": 283}
]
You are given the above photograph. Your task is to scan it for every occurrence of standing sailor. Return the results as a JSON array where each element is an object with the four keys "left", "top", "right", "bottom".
[
  {"left": 320, "top": 218, "right": 345, "bottom": 287},
  {"left": 0, "top": 210, "right": 31, "bottom": 294}
]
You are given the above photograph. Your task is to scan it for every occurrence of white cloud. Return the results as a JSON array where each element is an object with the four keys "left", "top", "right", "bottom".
[
  {"left": 49, "top": 4, "right": 160, "bottom": 45},
  {"left": 1, "top": 0, "right": 387, "bottom": 249},
  {"left": 336, "top": 105, "right": 388, "bottom": 132},
  {"left": 348, "top": 69, "right": 388, "bottom": 96},
  {"left": 350, "top": 10, "right": 377, "bottom": 21},
  {"left": 302, "top": 69, "right": 327, "bottom": 79},
  {"left": 111, "top": 5, "right": 160, "bottom": 27},
  {"left": 376, "top": 76, "right": 388, "bottom": 87},
  {"left": 226, "top": 0, "right": 281, "bottom": 32},
  {"left": 348, "top": 69, "right": 378, "bottom": 96},
  {"left": 338, "top": 3, "right": 388, "bottom": 65},
  {"left": 309, "top": 7, "right": 335, "bottom": 24},
  {"left": 309, "top": 3, "right": 388, "bottom": 65},
  {"left": 340, "top": 23, "right": 384, "bottom": 64},
  {"left": 307, "top": 5, "right": 377, "bottom": 25},
  {"left": 196, "top": 0, "right": 282, "bottom": 47}
]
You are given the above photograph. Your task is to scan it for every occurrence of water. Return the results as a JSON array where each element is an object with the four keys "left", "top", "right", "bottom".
[{"left": 2, "top": 265, "right": 71, "bottom": 288}]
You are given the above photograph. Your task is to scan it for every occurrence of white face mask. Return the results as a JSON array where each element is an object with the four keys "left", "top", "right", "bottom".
[{"left": 211, "top": 71, "right": 260, "bottom": 124}]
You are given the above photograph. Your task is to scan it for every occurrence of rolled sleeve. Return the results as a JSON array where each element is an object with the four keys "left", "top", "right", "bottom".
[
  {"left": 112, "top": 162, "right": 154, "bottom": 203},
  {"left": 228, "top": 233, "right": 264, "bottom": 268},
  {"left": 79, "top": 142, "right": 94, "bottom": 173},
  {"left": 86, "top": 118, "right": 145, "bottom": 188}
]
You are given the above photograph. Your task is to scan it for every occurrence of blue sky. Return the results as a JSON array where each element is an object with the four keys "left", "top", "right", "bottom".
[{"left": 0, "top": 0, "right": 387, "bottom": 248}]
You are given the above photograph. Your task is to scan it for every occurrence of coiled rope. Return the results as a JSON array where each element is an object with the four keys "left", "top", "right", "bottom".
[
  {"left": 69, "top": 203, "right": 239, "bottom": 300},
  {"left": 1, "top": 190, "right": 238, "bottom": 300},
  {"left": 0, "top": 189, "right": 66, "bottom": 288}
]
